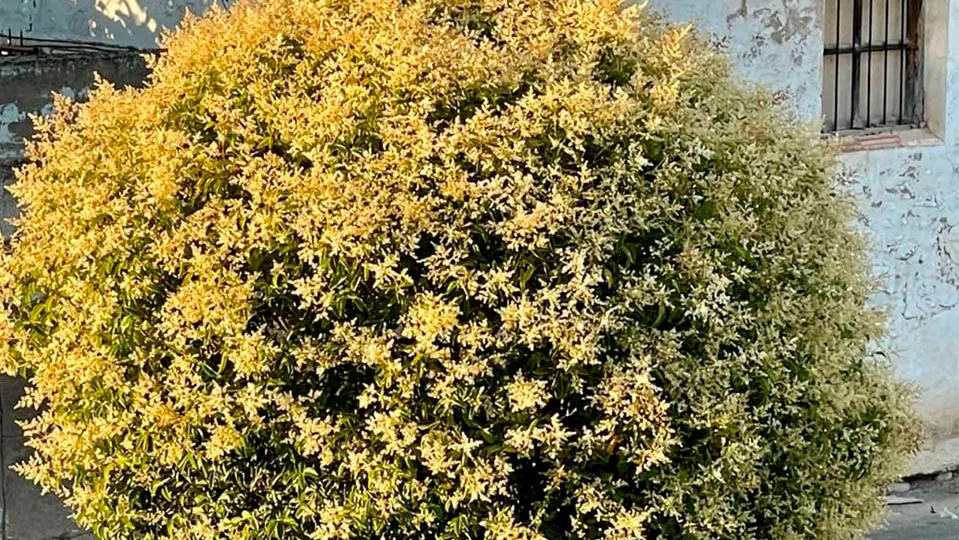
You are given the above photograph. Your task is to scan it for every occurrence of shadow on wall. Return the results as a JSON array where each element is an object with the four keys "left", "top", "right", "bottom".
[{"left": 11, "top": 0, "right": 230, "bottom": 50}]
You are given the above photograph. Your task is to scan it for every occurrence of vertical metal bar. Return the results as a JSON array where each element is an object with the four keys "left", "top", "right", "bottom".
[
  {"left": 852, "top": 0, "right": 863, "bottom": 128},
  {"left": 903, "top": 0, "right": 922, "bottom": 125},
  {"left": 898, "top": 0, "right": 906, "bottom": 123},
  {"left": 866, "top": 0, "right": 874, "bottom": 126},
  {"left": 883, "top": 0, "right": 891, "bottom": 124},
  {"left": 835, "top": 0, "right": 842, "bottom": 131}
]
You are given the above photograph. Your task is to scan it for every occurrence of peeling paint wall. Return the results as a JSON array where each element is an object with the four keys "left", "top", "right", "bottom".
[
  {"left": 650, "top": 0, "right": 959, "bottom": 475},
  {"left": 840, "top": 139, "right": 959, "bottom": 476},
  {"left": 842, "top": 148, "right": 959, "bottom": 445},
  {"left": 0, "top": 54, "right": 150, "bottom": 154},
  {"left": 653, "top": 0, "right": 824, "bottom": 122}
]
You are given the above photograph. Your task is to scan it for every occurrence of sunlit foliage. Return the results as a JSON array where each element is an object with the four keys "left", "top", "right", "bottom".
[{"left": 0, "top": 0, "right": 918, "bottom": 538}]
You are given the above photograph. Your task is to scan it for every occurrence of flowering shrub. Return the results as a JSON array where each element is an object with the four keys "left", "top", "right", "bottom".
[{"left": 0, "top": 0, "right": 918, "bottom": 538}]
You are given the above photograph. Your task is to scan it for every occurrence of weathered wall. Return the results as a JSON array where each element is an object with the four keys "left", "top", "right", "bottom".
[
  {"left": 0, "top": 0, "right": 221, "bottom": 49},
  {"left": 649, "top": 0, "right": 959, "bottom": 475},
  {"left": 654, "top": 0, "right": 824, "bottom": 122},
  {"left": 0, "top": 54, "right": 150, "bottom": 158},
  {"left": 0, "top": 53, "right": 149, "bottom": 236},
  {"left": 841, "top": 146, "right": 959, "bottom": 475}
]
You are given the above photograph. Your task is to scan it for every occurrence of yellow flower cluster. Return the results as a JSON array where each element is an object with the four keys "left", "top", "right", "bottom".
[{"left": 0, "top": 0, "right": 918, "bottom": 538}]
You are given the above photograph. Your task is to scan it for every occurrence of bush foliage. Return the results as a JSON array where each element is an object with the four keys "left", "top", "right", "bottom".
[{"left": 0, "top": 0, "right": 918, "bottom": 538}]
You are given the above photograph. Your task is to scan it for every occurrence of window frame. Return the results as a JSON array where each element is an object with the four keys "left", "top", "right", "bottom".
[{"left": 822, "top": 0, "right": 923, "bottom": 135}]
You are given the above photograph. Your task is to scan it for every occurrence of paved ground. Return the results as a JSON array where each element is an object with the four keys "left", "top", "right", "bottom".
[
  {"left": 872, "top": 474, "right": 959, "bottom": 540},
  {"left": 0, "top": 376, "right": 92, "bottom": 540},
  {"left": 870, "top": 475, "right": 959, "bottom": 540},
  {"left": 873, "top": 502, "right": 959, "bottom": 540}
]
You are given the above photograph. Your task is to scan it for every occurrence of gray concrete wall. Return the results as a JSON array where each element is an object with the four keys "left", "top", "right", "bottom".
[
  {"left": 649, "top": 0, "right": 959, "bottom": 476},
  {"left": 1, "top": 53, "right": 150, "bottom": 158}
]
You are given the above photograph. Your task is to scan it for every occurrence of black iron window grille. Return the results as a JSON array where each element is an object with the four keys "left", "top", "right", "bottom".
[
  {"left": 823, "top": 0, "right": 922, "bottom": 134},
  {"left": 1, "top": 28, "right": 162, "bottom": 57}
]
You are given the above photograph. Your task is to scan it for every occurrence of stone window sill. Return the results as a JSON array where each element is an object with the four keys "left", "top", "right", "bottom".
[{"left": 829, "top": 127, "right": 943, "bottom": 153}]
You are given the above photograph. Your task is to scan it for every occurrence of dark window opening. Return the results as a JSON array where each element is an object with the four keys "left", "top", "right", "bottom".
[{"left": 823, "top": 0, "right": 922, "bottom": 134}]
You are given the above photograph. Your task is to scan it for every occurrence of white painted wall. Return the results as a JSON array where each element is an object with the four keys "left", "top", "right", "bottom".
[
  {"left": 649, "top": 0, "right": 959, "bottom": 475},
  {"left": 0, "top": 0, "right": 221, "bottom": 49}
]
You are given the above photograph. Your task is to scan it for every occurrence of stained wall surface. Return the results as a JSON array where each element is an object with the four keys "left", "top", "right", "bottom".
[{"left": 655, "top": 0, "right": 825, "bottom": 122}]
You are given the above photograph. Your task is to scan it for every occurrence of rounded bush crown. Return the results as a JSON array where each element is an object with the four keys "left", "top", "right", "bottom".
[{"left": 0, "top": 0, "right": 917, "bottom": 538}]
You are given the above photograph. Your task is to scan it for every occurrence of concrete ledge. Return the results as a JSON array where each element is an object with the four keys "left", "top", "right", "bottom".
[
  {"left": 910, "top": 436, "right": 959, "bottom": 477},
  {"left": 836, "top": 127, "right": 944, "bottom": 153}
]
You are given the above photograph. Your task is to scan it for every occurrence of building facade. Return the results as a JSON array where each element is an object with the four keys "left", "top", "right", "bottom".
[
  {"left": 649, "top": 0, "right": 959, "bottom": 476},
  {"left": 0, "top": 0, "right": 957, "bottom": 502}
]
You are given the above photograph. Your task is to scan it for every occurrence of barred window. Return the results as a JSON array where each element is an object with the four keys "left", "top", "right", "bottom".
[{"left": 823, "top": 0, "right": 922, "bottom": 134}]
